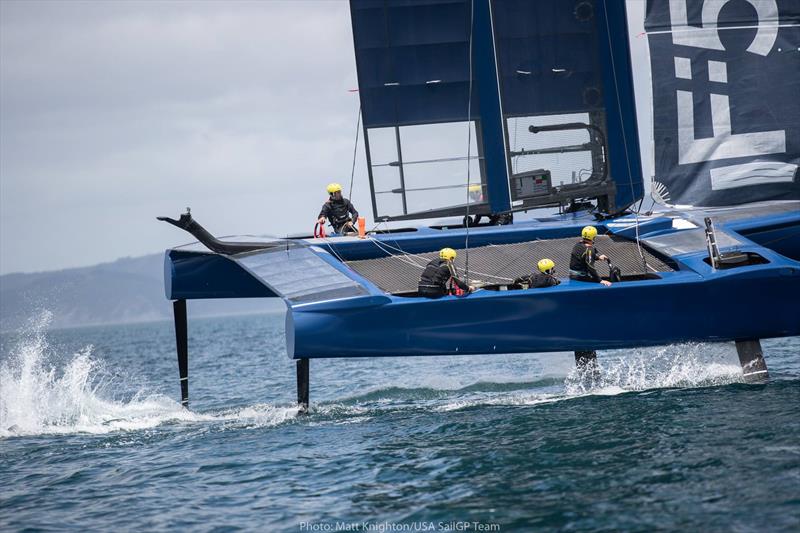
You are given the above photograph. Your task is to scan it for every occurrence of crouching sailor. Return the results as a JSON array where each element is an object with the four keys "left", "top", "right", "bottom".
[
  {"left": 569, "top": 226, "right": 612, "bottom": 286},
  {"left": 418, "top": 248, "right": 474, "bottom": 297},
  {"left": 514, "top": 258, "right": 560, "bottom": 288},
  {"left": 317, "top": 182, "right": 359, "bottom": 235}
]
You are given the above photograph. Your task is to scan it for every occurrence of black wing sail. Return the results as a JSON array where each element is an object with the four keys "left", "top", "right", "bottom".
[{"left": 350, "top": 0, "right": 645, "bottom": 220}]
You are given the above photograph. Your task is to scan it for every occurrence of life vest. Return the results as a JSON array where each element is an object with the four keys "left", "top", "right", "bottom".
[{"left": 419, "top": 259, "right": 453, "bottom": 293}]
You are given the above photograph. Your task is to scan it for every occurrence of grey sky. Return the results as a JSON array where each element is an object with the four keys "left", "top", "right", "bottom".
[{"left": 0, "top": 0, "right": 652, "bottom": 275}]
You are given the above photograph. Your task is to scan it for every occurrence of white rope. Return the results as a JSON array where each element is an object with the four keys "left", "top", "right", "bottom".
[
  {"left": 601, "top": 1, "right": 646, "bottom": 270},
  {"left": 347, "top": 106, "right": 362, "bottom": 200},
  {"left": 367, "top": 236, "right": 514, "bottom": 282},
  {"left": 463, "top": 0, "right": 475, "bottom": 280},
  {"left": 319, "top": 237, "right": 349, "bottom": 265},
  {"left": 366, "top": 237, "right": 430, "bottom": 268}
]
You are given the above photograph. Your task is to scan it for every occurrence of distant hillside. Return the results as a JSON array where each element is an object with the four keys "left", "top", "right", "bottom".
[{"left": 0, "top": 254, "right": 283, "bottom": 332}]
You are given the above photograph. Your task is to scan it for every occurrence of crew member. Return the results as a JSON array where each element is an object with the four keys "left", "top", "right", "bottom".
[
  {"left": 463, "top": 184, "right": 483, "bottom": 227},
  {"left": 569, "top": 225, "right": 612, "bottom": 286},
  {"left": 514, "top": 258, "right": 560, "bottom": 289},
  {"left": 317, "top": 183, "right": 359, "bottom": 234},
  {"left": 418, "top": 248, "right": 473, "bottom": 297},
  {"left": 463, "top": 184, "right": 513, "bottom": 227},
  {"left": 467, "top": 184, "right": 483, "bottom": 204},
  {"left": 488, "top": 212, "right": 513, "bottom": 226}
]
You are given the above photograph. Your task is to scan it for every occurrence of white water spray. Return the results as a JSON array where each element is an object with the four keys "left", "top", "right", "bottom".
[
  {"left": 0, "top": 312, "right": 197, "bottom": 437},
  {"left": 432, "top": 344, "right": 744, "bottom": 412},
  {"left": 0, "top": 312, "right": 298, "bottom": 438},
  {"left": 564, "top": 342, "right": 743, "bottom": 396}
]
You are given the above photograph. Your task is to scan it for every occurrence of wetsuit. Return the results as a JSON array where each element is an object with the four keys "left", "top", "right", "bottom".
[
  {"left": 418, "top": 258, "right": 470, "bottom": 297},
  {"left": 466, "top": 212, "right": 514, "bottom": 227},
  {"left": 318, "top": 198, "right": 359, "bottom": 234},
  {"left": 513, "top": 272, "right": 560, "bottom": 288},
  {"left": 569, "top": 240, "right": 602, "bottom": 282},
  {"left": 569, "top": 241, "right": 602, "bottom": 283},
  {"left": 489, "top": 212, "right": 514, "bottom": 226}
]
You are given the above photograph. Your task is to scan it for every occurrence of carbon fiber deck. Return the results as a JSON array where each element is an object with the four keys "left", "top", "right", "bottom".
[{"left": 346, "top": 235, "right": 674, "bottom": 294}]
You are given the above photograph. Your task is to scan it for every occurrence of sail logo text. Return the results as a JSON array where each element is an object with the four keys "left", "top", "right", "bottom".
[{"left": 668, "top": 0, "right": 795, "bottom": 190}]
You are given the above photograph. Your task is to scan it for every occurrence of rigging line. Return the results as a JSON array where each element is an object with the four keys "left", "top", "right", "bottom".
[
  {"left": 373, "top": 155, "right": 481, "bottom": 167},
  {"left": 647, "top": 173, "right": 660, "bottom": 208},
  {"left": 463, "top": 0, "right": 475, "bottom": 281},
  {"left": 365, "top": 229, "right": 429, "bottom": 263},
  {"left": 368, "top": 219, "right": 388, "bottom": 234},
  {"left": 487, "top": 253, "right": 534, "bottom": 280},
  {"left": 364, "top": 236, "right": 428, "bottom": 268},
  {"left": 642, "top": 195, "right": 657, "bottom": 216},
  {"left": 602, "top": 1, "right": 646, "bottom": 271},
  {"left": 373, "top": 236, "right": 512, "bottom": 281},
  {"left": 486, "top": 240, "right": 563, "bottom": 280},
  {"left": 376, "top": 183, "right": 482, "bottom": 194},
  {"left": 452, "top": 258, "right": 514, "bottom": 283},
  {"left": 319, "top": 236, "right": 349, "bottom": 265},
  {"left": 348, "top": 105, "right": 362, "bottom": 200},
  {"left": 376, "top": 237, "right": 437, "bottom": 268},
  {"left": 643, "top": 23, "right": 800, "bottom": 37},
  {"left": 357, "top": 235, "right": 402, "bottom": 264},
  {"left": 512, "top": 117, "right": 518, "bottom": 174},
  {"left": 631, "top": 196, "right": 645, "bottom": 215},
  {"left": 385, "top": 237, "right": 429, "bottom": 267}
]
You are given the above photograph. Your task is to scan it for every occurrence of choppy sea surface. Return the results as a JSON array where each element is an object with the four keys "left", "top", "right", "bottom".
[{"left": 1, "top": 311, "right": 798, "bottom": 532}]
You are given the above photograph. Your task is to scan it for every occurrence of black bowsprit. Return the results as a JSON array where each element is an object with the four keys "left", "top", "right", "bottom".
[{"left": 158, "top": 209, "right": 278, "bottom": 255}]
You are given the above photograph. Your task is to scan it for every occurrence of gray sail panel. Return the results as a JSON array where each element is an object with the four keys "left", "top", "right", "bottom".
[
  {"left": 349, "top": 0, "right": 476, "bottom": 129},
  {"left": 642, "top": 227, "right": 743, "bottom": 256},
  {"left": 235, "top": 246, "right": 370, "bottom": 305},
  {"left": 645, "top": 0, "right": 800, "bottom": 206}
]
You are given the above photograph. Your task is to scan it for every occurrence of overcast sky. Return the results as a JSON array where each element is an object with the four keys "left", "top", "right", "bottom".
[{"left": 0, "top": 0, "right": 651, "bottom": 275}]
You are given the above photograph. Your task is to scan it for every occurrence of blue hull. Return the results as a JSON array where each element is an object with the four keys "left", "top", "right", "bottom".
[
  {"left": 287, "top": 261, "right": 800, "bottom": 357},
  {"left": 164, "top": 205, "right": 800, "bottom": 359}
]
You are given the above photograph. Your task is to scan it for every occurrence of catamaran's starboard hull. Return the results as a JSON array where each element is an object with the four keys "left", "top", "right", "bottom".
[{"left": 286, "top": 264, "right": 800, "bottom": 358}]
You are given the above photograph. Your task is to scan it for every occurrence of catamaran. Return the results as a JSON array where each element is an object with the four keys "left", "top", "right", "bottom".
[{"left": 159, "top": 0, "right": 799, "bottom": 409}]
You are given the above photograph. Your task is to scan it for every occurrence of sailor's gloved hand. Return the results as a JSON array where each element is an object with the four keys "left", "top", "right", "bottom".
[{"left": 600, "top": 280, "right": 612, "bottom": 287}]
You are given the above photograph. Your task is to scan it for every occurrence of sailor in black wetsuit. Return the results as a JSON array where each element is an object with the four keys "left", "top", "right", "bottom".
[
  {"left": 569, "top": 225, "right": 612, "bottom": 286},
  {"left": 514, "top": 258, "right": 560, "bottom": 288},
  {"left": 463, "top": 184, "right": 514, "bottom": 227},
  {"left": 466, "top": 211, "right": 514, "bottom": 227},
  {"left": 317, "top": 183, "right": 359, "bottom": 235},
  {"left": 418, "top": 248, "right": 473, "bottom": 297}
]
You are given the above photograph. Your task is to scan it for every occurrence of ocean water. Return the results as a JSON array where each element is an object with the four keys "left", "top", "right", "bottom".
[{"left": 1, "top": 311, "right": 798, "bottom": 532}]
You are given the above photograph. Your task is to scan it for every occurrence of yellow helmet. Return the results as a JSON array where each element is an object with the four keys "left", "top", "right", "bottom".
[
  {"left": 326, "top": 183, "right": 343, "bottom": 194},
  {"left": 581, "top": 225, "right": 598, "bottom": 241},
  {"left": 439, "top": 247, "right": 457, "bottom": 261},
  {"left": 468, "top": 184, "right": 482, "bottom": 193},
  {"left": 537, "top": 258, "right": 555, "bottom": 274}
]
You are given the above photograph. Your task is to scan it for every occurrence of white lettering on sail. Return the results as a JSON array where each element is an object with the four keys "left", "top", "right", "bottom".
[
  {"left": 710, "top": 161, "right": 798, "bottom": 190},
  {"left": 669, "top": 0, "right": 779, "bottom": 56},
  {"left": 674, "top": 56, "right": 692, "bottom": 79},
  {"left": 677, "top": 90, "right": 785, "bottom": 164},
  {"left": 707, "top": 60, "right": 727, "bottom": 83},
  {"left": 670, "top": 0, "right": 787, "bottom": 175}
]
